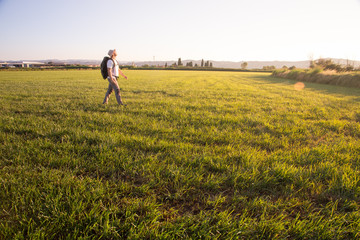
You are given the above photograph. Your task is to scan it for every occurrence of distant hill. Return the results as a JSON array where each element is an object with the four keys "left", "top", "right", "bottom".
[
  {"left": 121, "top": 59, "right": 360, "bottom": 69},
  {"left": 118, "top": 60, "right": 312, "bottom": 69},
  {"left": 2, "top": 58, "right": 359, "bottom": 69}
]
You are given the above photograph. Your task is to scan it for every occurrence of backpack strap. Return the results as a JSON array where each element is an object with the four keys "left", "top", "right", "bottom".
[{"left": 110, "top": 58, "right": 119, "bottom": 70}]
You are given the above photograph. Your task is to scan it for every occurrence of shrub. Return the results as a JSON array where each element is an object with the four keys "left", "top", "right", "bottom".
[
  {"left": 308, "top": 67, "right": 323, "bottom": 75},
  {"left": 272, "top": 68, "right": 360, "bottom": 88},
  {"left": 287, "top": 69, "right": 304, "bottom": 79}
]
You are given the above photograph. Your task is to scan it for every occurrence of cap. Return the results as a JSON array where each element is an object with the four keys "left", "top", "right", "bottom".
[{"left": 108, "top": 49, "right": 115, "bottom": 57}]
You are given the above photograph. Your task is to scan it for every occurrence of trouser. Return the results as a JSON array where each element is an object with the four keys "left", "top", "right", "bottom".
[{"left": 103, "top": 76, "right": 123, "bottom": 104}]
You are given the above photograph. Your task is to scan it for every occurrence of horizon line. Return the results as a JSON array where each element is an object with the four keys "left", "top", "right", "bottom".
[{"left": 2, "top": 57, "right": 360, "bottom": 63}]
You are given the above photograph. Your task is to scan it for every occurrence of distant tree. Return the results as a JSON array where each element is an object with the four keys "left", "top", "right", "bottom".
[
  {"left": 178, "top": 58, "right": 183, "bottom": 66},
  {"left": 186, "top": 61, "right": 193, "bottom": 67},
  {"left": 205, "top": 61, "right": 210, "bottom": 67},
  {"left": 241, "top": 62, "right": 248, "bottom": 69},
  {"left": 263, "top": 65, "right": 276, "bottom": 70},
  {"left": 195, "top": 63, "right": 198, "bottom": 67},
  {"left": 316, "top": 58, "right": 332, "bottom": 68},
  {"left": 345, "top": 65, "right": 354, "bottom": 72},
  {"left": 315, "top": 59, "right": 344, "bottom": 72},
  {"left": 308, "top": 53, "right": 315, "bottom": 68},
  {"left": 282, "top": 65, "right": 288, "bottom": 69},
  {"left": 309, "top": 60, "right": 316, "bottom": 68},
  {"left": 165, "top": 62, "right": 168, "bottom": 68},
  {"left": 210, "top": 62, "right": 213, "bottom": 68},
  {"left": 289, "top": 66, "right": 296, "bottom": 70},
  {"left": 172, "top": 62, "right": 177, "bottom": 67},
  {"left": 201, "top": 59, "right": 204, "bottom": 67}
]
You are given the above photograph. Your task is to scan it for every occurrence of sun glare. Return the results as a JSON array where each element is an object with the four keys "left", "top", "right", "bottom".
[{"left": 294, "top": 82, "right": 305, "bottom": 91}]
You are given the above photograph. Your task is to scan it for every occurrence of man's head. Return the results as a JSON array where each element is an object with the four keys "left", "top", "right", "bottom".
[{"left": 108, "top": 49, "right": 117, "bottom": 58}]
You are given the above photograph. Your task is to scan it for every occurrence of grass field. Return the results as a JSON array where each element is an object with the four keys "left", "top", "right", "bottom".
[{"left": 1, "top": 70, "right": 360, "bottom": 239}]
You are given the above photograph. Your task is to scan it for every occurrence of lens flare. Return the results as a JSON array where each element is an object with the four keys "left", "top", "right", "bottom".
[{"left": 294, "top": 82, "right": 305, "bottom": 91}]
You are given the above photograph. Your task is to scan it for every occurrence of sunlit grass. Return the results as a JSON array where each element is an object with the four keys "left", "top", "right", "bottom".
[{"left": 1, "top": 70, "right": 360, "bottom": 239}]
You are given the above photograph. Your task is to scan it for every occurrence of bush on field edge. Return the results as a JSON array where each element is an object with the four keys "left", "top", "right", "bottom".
[{"left": 272, "top": 69, "right": 360, "bottom": 88}]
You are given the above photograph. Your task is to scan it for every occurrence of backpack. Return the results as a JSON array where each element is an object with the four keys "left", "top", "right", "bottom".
[{"left": 100, "top": 57, "right": 115, "bottom": 79}]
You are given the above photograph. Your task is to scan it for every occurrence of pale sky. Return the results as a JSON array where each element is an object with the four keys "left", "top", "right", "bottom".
[{"left": 0, "top": 0, "right": 359, "bottom": 62}]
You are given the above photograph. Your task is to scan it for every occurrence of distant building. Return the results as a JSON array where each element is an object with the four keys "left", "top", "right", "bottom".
[{"left": 0, "top": 61, "right": 44, "bottom": 68}]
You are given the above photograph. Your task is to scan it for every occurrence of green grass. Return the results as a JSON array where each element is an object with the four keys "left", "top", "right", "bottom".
[{"left": 1, "top": 70, "right": 360, "bottom": 239}]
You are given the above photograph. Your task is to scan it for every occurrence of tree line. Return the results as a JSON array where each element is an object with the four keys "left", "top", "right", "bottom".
[
  {"left": 310, "top": 59, "right": 356, "bottom": 72},
  {"left": 164, "top": 58, "right": 214, "bottom": 68}
]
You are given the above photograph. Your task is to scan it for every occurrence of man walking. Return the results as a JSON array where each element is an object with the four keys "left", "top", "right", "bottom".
[{"left": 103, "top": 49, "right": 128, "bottom": 105}]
